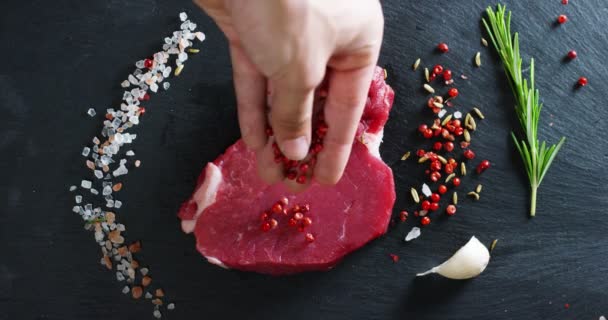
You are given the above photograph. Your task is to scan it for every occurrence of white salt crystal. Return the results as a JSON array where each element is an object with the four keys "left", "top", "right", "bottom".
[
  {"left": 195, "top": 32, "right": 206, "bottom": 42},
  {"left": 135, "top": 60, "right": 145, "bottom": 69},
  {"left": 140, "top": 267, "right": 149, "bottom": 276},
  {"left": 153, "top": 310, "right": 162, "bottom": 319},
  {"left": 421, "top": 183, "right": 432, "bottom": 197},
  {"left": 106, "top": 200, "right": 115, "bottom": 208},
  {"left": 122, "top": 286, "right": 130, "bottom": 294},
  {"left": 92, "top": 137, "right": 100, "bottom": 145},
  {"left": 167, "top": 303, "right": 175, "bottom": 310},
  {"left": 102, "top": 186, "right": 112, "bottom": 196},
  {"left": 178, "top": 52, "right": 188, "bottom": 62},
  {"left": 75, "top": 195, "right": 82, "bottom": 204},
  {"left": 114, "top": 200, "right": 122, "bottom": 209},
  {"left": 95, "top": 231, "right": 104, "bottom": 242},
  {"left": 69, "top": 185, "right": 77, "bottom": 192},
  {"left": 126, "top": 150, "right": 135, "bottom": 156},
  {"left": 405, "top": 227, "right": 421, "bottom": 242},
  {"left": 117, "top": 224, "right": 125, "bottom": 231},
  {"left": 179, "top": 12, "right": 187, "bottom": 22},
  {"left": 90, "top": 188, "right": 99, "bottom": 195},
  {"left": 94, "top": 170, "right": 103, "bottom": 179},
  {"left": 599, "top": 316, "right": 606, "bottom": 320},
  {"left": 150, "top": 83, "right": 158, "bottom": 93},
  {"left": 163, "top": 82, "right": 170, "bottom": 90},
  {"left": 116, "top": 272, "right": 125, "bottom": 281},
  {"left": 135, "top": 160, "right": 141, "bottom": 167},
  {"left": 82, "top": 147, "right": 91, "bottom": 157},
  {"left": 438, "top": 109, "right": 447, "bottom": 118},
  {"left": 81, "top": 180, "right": 92, "bottom": 189},
  {"left": 188, "top": 22, "right": 197, "bottom": 31},
  {"left": 121, "top": 80, "right": 130, "bottom": 88},
  {"left": 454, "top": 111, "right": 462, "bottom": 119},
  {"left": 87, "top": 108, "right": 96, "bottom": 117},
  {"left": 72, "top": 206, "right": 80, "bottom": 213},
  {"left": 145, "top": 292, "right": 153, "bottom": 299}
]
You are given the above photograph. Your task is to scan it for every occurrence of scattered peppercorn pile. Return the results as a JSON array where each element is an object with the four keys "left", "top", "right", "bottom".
[
  {"left": 401, "top": 43, "right": 491, "bottom": 237},
  {"left": 259, "top": 196, "right": 316, "bottom": 243},
  {"left": 68, "top": 12, "right": 204, "bottom": 319}
]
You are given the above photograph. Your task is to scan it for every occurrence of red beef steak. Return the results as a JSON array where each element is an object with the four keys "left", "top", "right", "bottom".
[{"left": 178, "top": 67, "right": 395, "bottom": 275}]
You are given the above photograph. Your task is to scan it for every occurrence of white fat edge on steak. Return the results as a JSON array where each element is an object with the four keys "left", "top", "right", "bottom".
[
  {"left": 181, "top": 162, "right": 222, "bottom": 233},
  {"left": 205, "top": 256, "right": 229, "bottom": 269},
  {"left": 361, "top": 129, "right": 384, "bottom": 159}
]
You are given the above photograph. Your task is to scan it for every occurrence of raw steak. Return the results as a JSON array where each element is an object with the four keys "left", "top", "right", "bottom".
[{"left": 178, "top": 67, "right": 395, "bottom": 275}]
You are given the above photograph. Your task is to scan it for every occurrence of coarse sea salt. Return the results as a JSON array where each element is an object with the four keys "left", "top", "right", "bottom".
[
  {"left": 81, "top": 180, "right": 92, "bottom": 189},
  {"left": 69, "top": 185, "right": 77, "bottom": 192},
  {"left": 454, "top": 111, "right": 462, "bottom": 119},
  {"left": 405, "top": 227, "right": 421, "bottom": 241},
  {"left": 421, "top": 184, "right": 432, "bottom": 197},
  {"left": 87, "top": 108, "right": 96, "bottom": 117},
  {"left": 82, "top": 147, "right": 91, "bottom": 157}
]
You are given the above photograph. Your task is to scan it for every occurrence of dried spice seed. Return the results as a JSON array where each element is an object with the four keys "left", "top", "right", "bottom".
[
  {"left": 467, "top": 192, "right": 480, "bottom": 200},
  {"left": 476, "top": 184, "right": 483, "bottom": 193},
  {"left": 132, "top": 286, "right": 143, "bottom": 299},
  {"left": 473, "top": 107, "right": 485, "bottom": 119},
  {"left": 424, "top": 68, "right": 430, "bottom": 82},
  {"left": 401, "top": 151, "right": 411, "bottom": 161},
  {"left": 413, "top": 58, "right": 421, "bottom": 71},
  {"left": 461, "top": 162, "right": 467, "bottom": 176},
  {"left": 452, "top": 192, "right": 458, "bottom": 205},
  {"left": 464, "top": 129, "right": 471, "bottom": 142},
  {"left": 474, "top": 52, "right": 481, "bottom": 67},
  {"left": 142, "top": 276, "right": 152, "bottom": 287},
  {"left": 441, "top": 114, "right": 453, "bottom": 126},
  {"left": 445, "top": 173, "right": 456, "bottom": 183},
  {"left": 411, "top": 188, "right": 420, "bottom": 203},
  {"left": 481, "top": 38, "right": 488, "bottom": 47},
  {"left": 423, "top": 84, "right": 435, "bottom": 93},
  {"left": 490, "top": 239, "right": 499, "bottom": 252},
  {"left": 155, "top": 288, "right": 165, "bottom": 297}
]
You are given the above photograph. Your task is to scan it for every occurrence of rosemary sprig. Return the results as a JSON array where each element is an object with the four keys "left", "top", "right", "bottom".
[{"left": 483, "top": 4, "right": 566, "bottom": 217}]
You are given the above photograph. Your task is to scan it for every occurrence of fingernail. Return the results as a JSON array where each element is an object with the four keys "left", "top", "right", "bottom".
[{"left": 280, "top": 136, "right": 309, "bottom": 160}]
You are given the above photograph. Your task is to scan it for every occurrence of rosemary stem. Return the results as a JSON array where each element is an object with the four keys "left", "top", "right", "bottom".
[{"left": 530, "top": 184, "right": 538, "bottom": 217}]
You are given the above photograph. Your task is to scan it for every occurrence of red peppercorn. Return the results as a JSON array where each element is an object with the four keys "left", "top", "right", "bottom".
[
  {"left": 430, "top": 193, "right": 441, "bottom": 203},
  {"left": 443, "top": 69, "right": 452, "bottom": 80},
  {"left": 142, "top": 93, "right": 150, "bottom": 101},
  {"left": 423, "top": 129, "right": 434, "bottom": 139},
  {"left": 299, "top": 163, "right": 309, "bottom": 173},
  {"left": 138, "top": 107, "right": 146, "bottom": 115},
  {"left": 421, "top": 200, "right": 431, "bottom": 211},
  {"left": 429, "top": 73, "right": 437, "bottom": 82},
  {"left": 416, "top": 149, "right": 426, "bottom": 157},
  {"left": 418, "top": 124, "right": 428, "bottom": 133},
  {"left": 296, "top": 175, "right": 307, "bottom": 184},
  {"left": 286, "top": 171, "right": 297, "bottom": 180},
  {"left": 271, "top": 203, "right": 283, "bottom": 214},
  {"left": 265, "top": 126, "right": 273, "bottom": 136},
  {"left": 464, "top": 149, "right": 476, "bottom": 160},
  {"left": 452, "top": 177, "right": 461, "bottom": 187},
  {"left": 446, "top": 205, "right": 457, "bottom": 216},
  {"left": 433, "top": 142, "right": 443, "bottom": 151},
  {"left": 577, "top": 77, "right": 588, "bottom": 87},
  {"left": 444, "top": 141, "right": 455, "bottom": 152},
  {"left": 444, "top": 164, "right": 454, "bottom": 174},
  {"left": 421, "top": 216, "right": 431, "bottom": 226},
  {"left": 448, "top": 88, "right": 459, "bottom": 98},
  {"left": 429, "top": 202, "right": 439, "bottom": 211},
  {"left": 567, "top": 50, "right": 577, "bottom": 60},
  {"left": 144, "top": 58, "right": 154, "bottom": 69},
  {"left": 269, "top": 218, "right": 278, "bottom": 229},
  {"left": 476, "top": 160, "right": 491, "bottom": 174},
  {"left": 452, "top": 119, "right": 461, "bottom": 128},
  {"left": 433, "top": 128, "right": 442, "bottom": 137},
  {"left": 454, "top": 127, "right": 464, "bottom": 136},
  {"left": 399, "top": 210, "right": 408, "bottom": 222},
  {"left": 305, "top": 233, "right": 315, "bottom": 243},
  {"left": 389, "top": 253, "right": 399, "bottom": 263},
  {"left": 261, "top": 222, "right": 271, "bottom": 232},
  {"left": 293, "top": 212, "right": 304, "bottom": 220},
  {"left": 433, "top": 65, "right": 444, "bottom": 75},
  {"left": 430, "top": 171, "right": 442, "bottom": 182},
  {"left": 260, "top": 212, "right": 269, "bottom": 221},
  {"left": 557, "top": 14, "right": 568, "bottom": 24},
  {"left": 437, "top": 42, "right": 449, "bottom": 53},
  {"left": 302, "top": 204, "right": 310, "bottom": 212},
  {"left": 430, "top": 160, "right": 442, "bottom": 172},
  {"left": 438, "top": 184, "right": 448, "bottom": 194},
  {"left": 562, "top": 0, "right": 568, "bottom": 4},
  {"left": 302, "top": 216, "right": 312, "bottom": 227},
  {"left": 288, "top": 218, "right": 298, "bottom": 227}
]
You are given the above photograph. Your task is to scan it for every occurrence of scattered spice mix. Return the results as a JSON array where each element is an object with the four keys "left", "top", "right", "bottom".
[{"left": 69, "top": 12, "right": 204, "bottom": 318}]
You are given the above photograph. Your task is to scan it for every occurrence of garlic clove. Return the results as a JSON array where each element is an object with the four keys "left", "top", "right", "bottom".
[{"left": 416, "top": 236, "right": 490, "bottom": 280}]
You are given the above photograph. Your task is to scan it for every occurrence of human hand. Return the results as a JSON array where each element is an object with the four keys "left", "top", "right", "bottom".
[{"left": 195, "top": 0, "right": 384, "bottom": 189}]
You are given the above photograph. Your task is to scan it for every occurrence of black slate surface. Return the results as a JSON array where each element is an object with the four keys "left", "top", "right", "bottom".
[{"left": 1, "top": 0, "right": 607, "bottom": 319}]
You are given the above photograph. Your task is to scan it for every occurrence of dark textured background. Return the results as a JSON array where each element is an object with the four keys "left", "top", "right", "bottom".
[{"left": 1, "top": 0, "right": 607, "bottom": 319}]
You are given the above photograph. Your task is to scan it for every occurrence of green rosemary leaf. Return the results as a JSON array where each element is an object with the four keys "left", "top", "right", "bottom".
[{"left": 484, "top": 4, "right": 566, "bottom": 216}]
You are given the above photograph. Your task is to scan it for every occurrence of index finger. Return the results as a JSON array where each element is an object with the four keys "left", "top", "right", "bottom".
[{"left": 314, "top": 65, "right": 376, "bottom": 185}]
